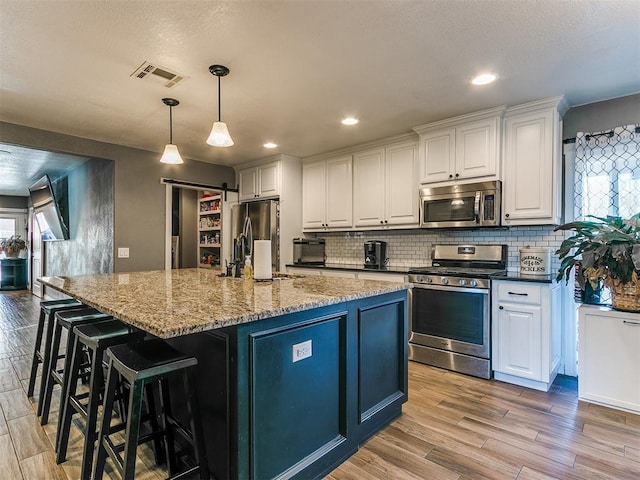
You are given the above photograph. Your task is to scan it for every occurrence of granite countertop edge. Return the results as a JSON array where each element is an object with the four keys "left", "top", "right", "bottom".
[{"left": 42, "top": 275, "right": 409, "bottom": 339}]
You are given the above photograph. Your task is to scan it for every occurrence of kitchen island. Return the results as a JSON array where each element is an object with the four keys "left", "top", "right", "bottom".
[{"left": 41, "top": 269, "right": 410, "bottom": 480}]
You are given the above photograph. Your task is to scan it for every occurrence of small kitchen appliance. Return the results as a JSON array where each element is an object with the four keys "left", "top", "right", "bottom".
[
  {"left": 364, "top": 240, "right": 387, "bottom": 268},
  {"left": 408, "top": 244, "right": 507, "bottom": 379},
  {"left": 292, "top": 238, "right": 326, "bottom": 265},
  {"left": 419, "top": 180, "right": 501, "bottom": 228}
]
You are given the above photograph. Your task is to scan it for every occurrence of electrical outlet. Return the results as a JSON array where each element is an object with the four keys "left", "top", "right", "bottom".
[
  {"left": 292, "top": 340, "right": 312, "bottom": 363},
  {"left": 117, "top": 247, "right": 130, "bottom": 258}
]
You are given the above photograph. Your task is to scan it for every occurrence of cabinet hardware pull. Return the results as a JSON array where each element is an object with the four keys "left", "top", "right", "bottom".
[
  {"left": 455, "top": 173, "right": 459, "bottom": 177},
  {"left": 507, "top": 291, "right": 528, "bottom": 296},
  {"left": 505, "top": 213, "right": 510, "bottom": 218},
  {"left": 499, "top": 306, "right": 504, "bottom": 310},
  {"left": 623, "top": 321, "right": 640, "bottom": 326},
  {"left": 449, "top": 174, "right": 453, "bottom": 179}
]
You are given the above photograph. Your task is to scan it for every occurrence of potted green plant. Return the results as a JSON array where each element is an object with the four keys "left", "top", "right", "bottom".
[
  {"left": 555, "top": 213, "right": 640, "bottom": 312},
  {"left": 0, "top": 235, "right": 27, "bottom": 258}
]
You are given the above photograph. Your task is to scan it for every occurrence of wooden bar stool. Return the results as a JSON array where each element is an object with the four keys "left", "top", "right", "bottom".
[
  {"left": 93, "top": 339, "right": 209, "bottom": 480},
  {"left": 28, "top": 298, "right": 84, "bottom": 399},
  {"left": 56, "top": 318, "right": 145, "bottom": 480},
  {"left": 39, "top": 307, "right": 112, "bottom": 426}
]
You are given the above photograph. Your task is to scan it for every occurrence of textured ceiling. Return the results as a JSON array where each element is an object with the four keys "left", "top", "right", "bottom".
[
  {"left": 0, "top": 144, "right": 88, "bottom": 196},
  {"left": 0, "top": 0, "right": 639, "bottom": 178}
]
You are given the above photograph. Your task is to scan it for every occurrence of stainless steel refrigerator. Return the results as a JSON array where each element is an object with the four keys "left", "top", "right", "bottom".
[{"left": 231, "top": 200, "right": 280, "bottom": 269}]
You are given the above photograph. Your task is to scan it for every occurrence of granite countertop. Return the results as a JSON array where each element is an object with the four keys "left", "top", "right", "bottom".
[
  {"left": 287, "top": 263, "right": 412, "bottom": 274},
  {"left": 40, "top": 268, "right": 409, "bottom": 339}
]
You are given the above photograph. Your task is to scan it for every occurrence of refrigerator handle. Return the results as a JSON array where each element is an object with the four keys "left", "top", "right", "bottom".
[{"left": 243, "top": 214, "right": 253, "bottom": 257}]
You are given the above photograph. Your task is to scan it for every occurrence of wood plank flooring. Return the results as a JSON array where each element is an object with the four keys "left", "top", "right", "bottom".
[{"left": 1, "top": 289, "right": 638, "bottom": 479}]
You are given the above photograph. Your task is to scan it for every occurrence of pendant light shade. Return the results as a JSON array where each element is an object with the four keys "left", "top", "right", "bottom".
[
  {"left": 206, "top": 65, "right": 234, "bottom": 147},
  {"left": 160, "top": 98, "right": 184, "bottom": 164},
  {"left": 160, "top": 144, "right": 183, "bottom": 165}
]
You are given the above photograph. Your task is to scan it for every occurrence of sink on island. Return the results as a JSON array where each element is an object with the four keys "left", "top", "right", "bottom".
[{"left": 41, "top": 268, "right": 410, "bottom": 480}]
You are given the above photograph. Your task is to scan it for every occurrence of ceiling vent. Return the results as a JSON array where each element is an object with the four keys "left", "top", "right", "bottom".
[{"left": 130, "top": 61, "right": 185, "bottom": 88}]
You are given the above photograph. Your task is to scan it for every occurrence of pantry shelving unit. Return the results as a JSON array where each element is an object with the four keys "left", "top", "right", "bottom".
[{"left": 198, "top": 192, "right": 222, "bottom": 268}]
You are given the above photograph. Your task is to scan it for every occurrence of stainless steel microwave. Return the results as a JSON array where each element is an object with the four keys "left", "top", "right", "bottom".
[{"left": 419, "top": 180, "right": 501, "bottom": 228}]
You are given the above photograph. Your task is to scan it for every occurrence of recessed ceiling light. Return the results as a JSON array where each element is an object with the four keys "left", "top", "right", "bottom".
[
  {"left": 264, "top": 142, "right": 278, "bottom": 149},
  {"left": 472, "top": 73, "right": 497, "bottom": 85},
  {"left": 342, "top": 117, "right": 359, "bottom": 126}
]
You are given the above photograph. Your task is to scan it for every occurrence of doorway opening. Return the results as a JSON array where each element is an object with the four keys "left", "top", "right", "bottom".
[{"left": 162, "top": 179, "right": 238, "bottom": 271}]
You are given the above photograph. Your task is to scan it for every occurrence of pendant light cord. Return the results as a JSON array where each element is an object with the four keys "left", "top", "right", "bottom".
[
  {"left": 217, "top": 75, "right": 222, "bottom": 122},
  {"left": 169, "top": 106, "right": 173, "bottom": 144}
]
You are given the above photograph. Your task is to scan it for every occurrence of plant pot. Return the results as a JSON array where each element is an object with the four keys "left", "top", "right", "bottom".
[
  {"left": 581, "top": 280, "right": 603, "bottom": 305},
  {"left": 3, "top": 248, "right": 21, "bottom": 258},
  {"left": 611, "top": 282, "right": 640, "bottom": 312}
]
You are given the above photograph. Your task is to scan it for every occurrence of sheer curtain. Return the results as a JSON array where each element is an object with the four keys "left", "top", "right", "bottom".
[{"left": 574, "top": 124, "right": 640, "bottom": 220}]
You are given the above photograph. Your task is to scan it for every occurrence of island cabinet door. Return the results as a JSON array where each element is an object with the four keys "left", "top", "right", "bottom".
[
  {"left": 357, "top": 298, "right": 408, "bottom": 436},
  {"left": 249, "top": 313, "right": 348, "bottom": 480}
]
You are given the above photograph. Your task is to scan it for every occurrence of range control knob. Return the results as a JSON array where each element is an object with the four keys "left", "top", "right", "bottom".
[
  {"left": 469, "top": 280, "right": 478, "bottom": 287},
  {"left": 426, "top": 277, "right": 433, "bottom": 284},
  {"left": 441, "top": 277, "right": 449, "bottom": 285},
  {"left": 458, "top": 279, "right": 466, "bottom": 286}
]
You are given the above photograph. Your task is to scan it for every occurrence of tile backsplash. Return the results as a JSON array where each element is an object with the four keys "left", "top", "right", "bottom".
[{"left": 311, "top": 226, "right": 568, "bottom": 273}]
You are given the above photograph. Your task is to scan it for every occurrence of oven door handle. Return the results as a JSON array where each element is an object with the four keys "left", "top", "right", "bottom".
[{"left": 411, "top": 284, "right": 489, "bottom": 295}]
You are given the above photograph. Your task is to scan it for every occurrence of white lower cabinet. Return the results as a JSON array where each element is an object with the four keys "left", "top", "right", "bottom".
[
  {"left": 492, "top": 280, "right": 561, "bottom": 391},
  {"left": 578, "top": 306, "right": 640, "bottom": 413}
]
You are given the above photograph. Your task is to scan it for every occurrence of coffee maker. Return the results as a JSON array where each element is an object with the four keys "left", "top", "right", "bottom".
[{"left": 364, "top": 240, "right": 387, "bottom": 268}]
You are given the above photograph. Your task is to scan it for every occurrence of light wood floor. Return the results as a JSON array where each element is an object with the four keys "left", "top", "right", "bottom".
[{"left": 1, "top": 290, "right": 639, "bottom": 480}]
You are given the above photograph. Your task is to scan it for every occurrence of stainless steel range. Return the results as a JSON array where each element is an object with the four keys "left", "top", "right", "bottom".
[{"left": 408, "top": 244, "right": 507, "bottom": 379}]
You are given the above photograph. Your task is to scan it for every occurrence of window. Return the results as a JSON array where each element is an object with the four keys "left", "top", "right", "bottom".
[
  {"left": 0, "top": 217, "right": 17, "bottom": 240},
  {"left": 574, "top": 124, "right": 640, "bottom": 220}
]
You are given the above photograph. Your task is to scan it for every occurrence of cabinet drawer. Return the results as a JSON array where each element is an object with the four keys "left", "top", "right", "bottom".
[{"left": 495, "top": 282, "right": 541, "bottom": 304}]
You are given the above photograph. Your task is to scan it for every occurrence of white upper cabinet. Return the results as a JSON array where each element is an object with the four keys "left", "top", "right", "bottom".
[
  {"left": 456, "top": 118, "right": 499, "bottom": 180},
  {"left": 353, "top": 148, "right": 385, "bottom": 226},
  {"left": 352, "top": 141, "right": 418, "bottom": 227},
  {"left": 385, "top": 141, "right": 419, "bottom": 225},
  {"left": 238, "top": 160, "right": 280, "bottom": 201},
  {"left": 502, "top": 97, "right": 568, "bottom": 226},
  {"left": 418, "top": 130, "right": 455, "bottom": 183},
  {"left": 413, "top": 107, "right": 504, "bottom": 185},
  {"left": 302, "top": 161, "right": 327, "bottom": 229},
  {"left": 302, "top": 155, "right": 352, "bottom": 230}
]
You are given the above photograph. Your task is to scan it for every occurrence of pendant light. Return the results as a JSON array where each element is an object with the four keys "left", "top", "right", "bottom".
[
  {"left": 160, "top": 98, "right": 184, "bottom": 164},
  {"left": 206, "top": 64, "right": 234, "bottom": 147}
]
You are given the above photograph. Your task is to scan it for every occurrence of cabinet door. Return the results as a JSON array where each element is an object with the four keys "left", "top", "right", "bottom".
[
  {"left": 419, "top": 129, "right": 455, "bottom": 183},
  {"left": 257, "top": 161, "right": 280, "bottom": 198},
  {"left": 579, "top": 309, "right": 640, "bottom": 412},
  {"left": 358, "top": 299, "right": 407, "bottom": 425},
  {"left": 250, "top": 314, "right": 345, "bottom": 480},
  {"left": 385, "top": 141, "right": 418, "bottom": 226},
  {"left": 239, "top": 167, "right": 258, "bottom": 201},
  {"left": 302, "top": 162, "right": 327, "bottom": 229},
  {"left": 326, "top": 156, "right": 353, "bottom": 228},
  {"left": 502, "top": 109, "right": 554, "bottom": 224},
  {"left": 353, "top": 149, "right": 385, "bottom": 227},
  {"left": 494, "top": 304, "right": 542, "bottom": 381},
  {"left": 455, "top": 117, "right": 498, "bottom": 180}
]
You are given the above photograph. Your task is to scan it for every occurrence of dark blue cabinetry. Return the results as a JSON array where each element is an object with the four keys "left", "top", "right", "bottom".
[
  {"left": 167, "top": 289, "right": 408, "bottom": 480},
  {"left": 0, "top": 258, "right": 28, "bottom": 290}
]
